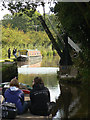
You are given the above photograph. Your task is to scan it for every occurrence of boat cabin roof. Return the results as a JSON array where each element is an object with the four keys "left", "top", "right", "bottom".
[{"left": 18, "top": 49, "right": 40, "bottom": 52}]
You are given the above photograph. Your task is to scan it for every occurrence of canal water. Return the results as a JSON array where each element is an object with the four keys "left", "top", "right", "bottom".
[{"left": 17, "top": 56, "right": 88, "bottom": 119}]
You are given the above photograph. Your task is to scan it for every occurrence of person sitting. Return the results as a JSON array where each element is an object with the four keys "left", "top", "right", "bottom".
[
  {"left": 4, "top": 78, "right": 29, "bottom": 115},
  {"left": 29, "top": 77, "right": 53, "bottom": 116}
]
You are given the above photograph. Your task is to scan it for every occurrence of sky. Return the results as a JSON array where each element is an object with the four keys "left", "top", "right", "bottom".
[
  {"left": 0, "top": 9, "right": 11, "bottom": 20},
  {"left": 0, "top": 1, "right": 55, "bottom": 20},
  {"left": 0, "top": 0, "right": 88, "bottom": 20}
]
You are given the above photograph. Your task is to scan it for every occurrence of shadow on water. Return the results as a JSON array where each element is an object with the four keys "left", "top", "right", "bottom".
[
  {"left": 52, "top": 83, "right": 89, "bottom": 120},
  {"left": 18, "top": 56, "right": 89, "bottom": 120}
]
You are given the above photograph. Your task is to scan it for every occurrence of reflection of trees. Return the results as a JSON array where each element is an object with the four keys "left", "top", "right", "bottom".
[
  {"left": 68, "top": 97, "right": 81, "bottom": 118},
  {"left": 19, "top": 73, "right": 58, "bottom": 88},
  {"left": 57, "top": 84, "right": 72, "bottom": 119},
  {"left": 41, "top": 56, "right": 59, "bottom": 67},
  {"left": 40, "top": 74, "right": 58, "bottom": 88},
  {"left": 73, "top": 86, "right": 88, "bottom": 118},
  {"left": 52, "top": 84, "right": 82, "bottom": 119},
  {"left": 61, "top": 84, "right": 72, "bottom": 119}
]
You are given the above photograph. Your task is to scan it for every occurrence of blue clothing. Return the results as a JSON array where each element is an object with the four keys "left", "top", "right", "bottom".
[{"left": 4, "top": 87, "right": 24, "bottom": 114}]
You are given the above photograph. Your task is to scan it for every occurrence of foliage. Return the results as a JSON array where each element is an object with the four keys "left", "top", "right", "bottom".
[
  {"left": 1, "top": 2, "right": 59, "bottom": 59},
  {"left": 2, "top": 1, "right": 37, "bottom": 16},
  {"left": 1, "top": 1, "right": 89, "bottom": 85},
  {"left": 2, "top": 12, "right": 58, "bottom": 33},
  {"left": 54, "top": 2, "right": 90, "bottom": 48},
  {"left": 2, "top": 1, "right": 45, "bottom": 32},
  {"left": 2, "top": 24, "right": 57, "bottom": 58},
  {"left": 54, "top": 2, "right": 90, "bottom": 85},
  {"left": 2, "top": 1, "right": 63, "bottom": 60},
  {"left": 2, "top": 11, "right": 44, "bottom": 32}
]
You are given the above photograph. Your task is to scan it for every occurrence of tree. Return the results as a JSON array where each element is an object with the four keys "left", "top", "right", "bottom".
[
  {"left": 2, "top": 1, "right": 74, "bottom": 65},
  {"left": 2, "top": 1, "right": 63, "bottom": 55},
  {"left": 2, "top": 24, "right": 53, "bottom": 58},
  {"left": 54, "top": 2, "right": 90, "bottom": 48},
  {"left": 54, "top": 2, "right": 90, "bottom": 84}
]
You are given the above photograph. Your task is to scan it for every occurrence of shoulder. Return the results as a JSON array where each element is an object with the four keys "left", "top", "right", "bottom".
[
  {"left": 18, "top": 89, "right": 24, "bottom": 94},
  {"left": 44, "top": 87, "right": 49, "bottom": 91},
  {"left": 5, "top": 88, "right": 10, "bottom": 93},
  {"left": 4, "top": 88, "right": 11, "bottom": 96}
]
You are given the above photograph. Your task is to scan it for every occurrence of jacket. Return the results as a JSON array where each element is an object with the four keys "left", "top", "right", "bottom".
[
  {"left": 30, "top": 83, "right": 50, "bottom": 116},
  {"left": 4, "top": 87, "right": 24, "bottom": 114}
]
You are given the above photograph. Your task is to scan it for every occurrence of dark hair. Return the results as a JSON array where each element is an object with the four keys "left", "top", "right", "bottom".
[
  {"left": 10, "top": 78, "right": 19, "bottom": 88},
  {"left": 34, "top": 77, "right": 44, "bottom": 85}
]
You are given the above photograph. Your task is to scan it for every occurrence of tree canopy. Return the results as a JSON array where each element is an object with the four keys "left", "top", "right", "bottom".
[
  {"left": 54, "top": 2, "right": 90, "bottom": 48},
  {"left": 53, "top": 2, "right": 90, "bottom": 84},
  {"left": 2, "top": 11, "right": 44, "bottom": 32},
  {"left": 1, "top": 1, "right": 90, "bottom": 84},
  {"left": 2, "top": 24, "right": 54, "bottom": 58}
]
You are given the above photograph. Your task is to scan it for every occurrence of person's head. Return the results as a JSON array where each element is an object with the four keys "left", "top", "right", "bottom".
[
  {"left": 10, "top": 78, "right": 19, "bottom": 88},
  {"left": 33, "top": 77, "right": 44, "bottom": 86}
]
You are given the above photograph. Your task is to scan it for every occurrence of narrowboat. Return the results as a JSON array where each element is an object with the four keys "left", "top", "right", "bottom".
[{"left": 17, "top": 49, "right": 42, "bottom": 61}]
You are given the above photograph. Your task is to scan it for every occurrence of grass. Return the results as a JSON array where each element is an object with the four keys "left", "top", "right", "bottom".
[{"left": 0, "top": 57, "right": 16, "bottom": 62}]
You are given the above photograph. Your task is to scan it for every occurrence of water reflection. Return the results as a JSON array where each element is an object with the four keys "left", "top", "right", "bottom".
[
  {"left": 18, "top": 67, "right": 59, "bottom": 74},
  {"left": 49, "top": 84, "right": 61, "bottom": 102},
  {"left": 17, "top": 56, "right": 60, "bottom": 68},
  {"left": 19, "top": 74, "right": 60, "bottom": 103},
  {"left": 17, "top": 61, "right": 42, "bottom": 68},
  {"left": 17, "top": 57, "right": 42, "bottom": 67},
  {"left": 52, "top": 83, "right": 88, "bottom": 119},
  {"left": 18, "top": 56, "right": 88, "bottom": 119}
]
